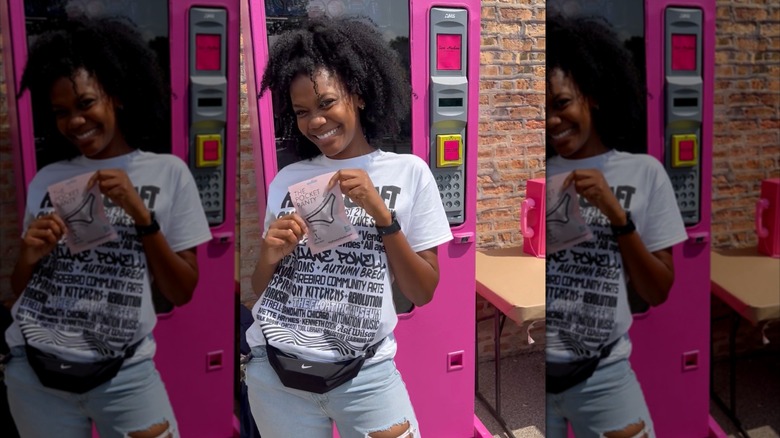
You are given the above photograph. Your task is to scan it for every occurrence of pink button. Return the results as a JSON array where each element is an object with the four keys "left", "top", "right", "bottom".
[
  {"left": 678, "top": 140, "right": 695, "bottom": 161},
  {"left": 444, "top": 140, "right": 460, "bottom": 161},
  {"left": 203, "top": 140, "right": 220, "bottom": 161}
]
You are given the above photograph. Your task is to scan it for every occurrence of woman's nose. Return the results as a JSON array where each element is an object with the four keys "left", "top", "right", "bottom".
[
  {"left": 68, "top": 113, "right": 87, "bottom": 130},
  {"left": 547, "top": 112, "right": 561, "bottom": 128},
  {"left": 309, "top": 113, "right": 326, "bottom": 130}
]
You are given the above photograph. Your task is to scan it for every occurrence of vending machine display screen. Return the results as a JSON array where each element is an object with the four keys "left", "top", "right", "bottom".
[
  {"left": 437, "top": 34, "right": 462, "bottom": 70},
  {"left": 439, "top": 97, "right": 463, "bottom": 107},
  {"left": 196, "top": 34, "right": 221, "bottom": 70},
  {"left": 671, "top": 34, "right": 697, "bottom": 71}
]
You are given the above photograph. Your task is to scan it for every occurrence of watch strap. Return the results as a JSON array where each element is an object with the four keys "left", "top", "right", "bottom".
[
  {"left": 376, "top": 211, "right": 401, "bottom": 237},
  {"left": 135, "top": 211, "right": 160, "bottom": 237},
  {"left": 610, "top": 210, "right": 636, "bottom": 237}
]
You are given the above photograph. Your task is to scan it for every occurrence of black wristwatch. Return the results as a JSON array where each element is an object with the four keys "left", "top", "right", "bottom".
[
  {"left": 376, "top": 211, "right": 401, "bottom": 237},
  {"left": 610, "top": 210, "right": 636, "bottom": 237},
  {"left": 135, "top": 211, "right": 160, "bottom": 237}
]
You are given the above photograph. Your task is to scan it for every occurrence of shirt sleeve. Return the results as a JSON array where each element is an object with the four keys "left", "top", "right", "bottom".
[
  {"left": 160, "top": 159, "right": 212, "bottom": 252},
  {"left": 401, "top": 163, "right": 453, "bottom": 252},
  {"left": 639, "top": 160, "right": 688, "bottom": 253}
]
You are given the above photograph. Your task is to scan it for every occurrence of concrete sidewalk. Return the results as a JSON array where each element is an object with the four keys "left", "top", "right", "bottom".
[
  {"left": 709, "top": 351, "right": 780, "bottom": 438},
  {"left": 475, "top": 350, "right": 546, "bottom": 438},
  {"left": 473, "top": 348, "right": 780, "bottom": 438}
]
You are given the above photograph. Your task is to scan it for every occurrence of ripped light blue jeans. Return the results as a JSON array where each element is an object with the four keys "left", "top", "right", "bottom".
[
  {"left": 546, "top": 358, "right": 655, "bottom": 438},
  {"left": 246, "top": 345, "right": 420, "bottom": 438},
  {"left": 5, "top": 345, "right": 178, "bottom": 438}
]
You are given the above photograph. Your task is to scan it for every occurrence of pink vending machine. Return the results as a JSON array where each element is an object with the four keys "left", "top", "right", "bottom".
[
  {"left": 549, "top": 0, "right": 722, "bottom": 437},
  {"left": 242, "top": 0, "right": 488, "bottom": 436},
  {"left": 0, "top": 1, "right": 239, "bottom": 436}
]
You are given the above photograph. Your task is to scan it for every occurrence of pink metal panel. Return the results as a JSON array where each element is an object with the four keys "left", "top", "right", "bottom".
[
  {"left": 3, "top": 0, "right": 36, "bottom": 227},
  {"left": 393, "top": 2, "right": 481, "bottom": 436},
  {"left": 629, "top": 1, "right": 716, "bottom": 436},
  {"left": 245, "top": 0, "right": 276, "bottom": 213},
  {"left": 159, "top": 2, "right": 239, "bottom": 436}
]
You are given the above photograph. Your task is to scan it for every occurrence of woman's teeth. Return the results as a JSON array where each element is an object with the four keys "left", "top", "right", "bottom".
[
  {"left": 75, "top": 129, "right": 97, "bottom": 140},
  {"left": 316, "top": 127, "right": 338, "bottom": 139},
  {"left": 552, "top": 129, "right": 572, "bottom": 139}
]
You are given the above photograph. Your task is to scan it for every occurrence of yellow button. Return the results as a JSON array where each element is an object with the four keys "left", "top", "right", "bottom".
[
  {"left": 196, "top": 134, "right": 222, "bottom": 167},
  {"left": 671, "top": 134, "right": 698, "bottom": 168},
  {"left": 437, "top": 134, "right": 463, "bottom": 167}
]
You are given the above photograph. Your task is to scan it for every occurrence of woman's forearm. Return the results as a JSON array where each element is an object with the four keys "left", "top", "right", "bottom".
[
  {"left": 142, "top": 233, "right": 199, "bottom": 306},
  {"left": 381, "top": 232, "right": 440, "bottom": 307},
  {"left": 617, "top": 233, "right": 675, "bottom": 306}
]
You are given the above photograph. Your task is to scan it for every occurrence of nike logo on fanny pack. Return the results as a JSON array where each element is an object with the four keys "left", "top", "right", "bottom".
[
  {"left": 301, "top": 364, "right": 312, "bottom": 369},
  {"left": 60, "top": 364, "right": 72, "bottom": 370}
]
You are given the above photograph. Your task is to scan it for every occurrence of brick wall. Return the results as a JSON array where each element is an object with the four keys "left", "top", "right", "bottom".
[
  {"left": 238, "top": 30, "right": 258, "bottom": 307},
  {"left": 477, "top": 1, "right": 546, "bottom": 250},
  {"left": 475, "top": 0, "right": 547, "bottom": 360},
  {"left": 712, "top": 1, "right": 780, "bottom": 249},
  {"left": 710, "top": 0, "right": 780, "bottom": 359}
]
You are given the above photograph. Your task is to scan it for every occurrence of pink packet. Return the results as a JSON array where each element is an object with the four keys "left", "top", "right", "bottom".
[
  {"left": 47, "top": 172, "right": 118, "bottom": 254},
  {"left": 546, "top": 172, "right": 593, "bottom": 253},
  {"left": 288, "top": 171, "right": 358, "bottom": 254}
]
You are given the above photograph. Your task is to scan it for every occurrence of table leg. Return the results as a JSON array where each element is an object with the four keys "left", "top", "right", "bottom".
[
  {"left": 475, "top": 302, "right": 514, "bottom": 437},
  {"left": 710, "top": 310, "right": 749, "bottom": 438}
]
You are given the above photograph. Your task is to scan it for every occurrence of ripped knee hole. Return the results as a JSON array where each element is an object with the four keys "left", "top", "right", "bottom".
[
  {"left": 602, "top": 420, "right": 649, "bottom": 438},
  {"left": 125, "top": 420, "right": 174, "bottom": 438},
  {"left": 367, "top": 420, "right": 415, "bottom": 438}
]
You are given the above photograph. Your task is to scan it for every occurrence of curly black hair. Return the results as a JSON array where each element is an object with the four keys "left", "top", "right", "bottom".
[
  {"left": 19, "top": 16, "right": 170, "bottom": 165},
  {"left": 546, "top": 13, "right": 646, "bottom": 157},
  {"left": 260, "top": 17, "right": 410, "bottom": 160}
]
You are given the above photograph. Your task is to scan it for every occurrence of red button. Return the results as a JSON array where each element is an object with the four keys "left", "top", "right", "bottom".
[
  {"left": 443, "top": 140, "right": 460, "bottom": 161},
  {"left": 678, "top": 140, "right": 695, "bottom": 161},
  {"left": 203, "top": 140, "right": 220, "bottom": 161}
]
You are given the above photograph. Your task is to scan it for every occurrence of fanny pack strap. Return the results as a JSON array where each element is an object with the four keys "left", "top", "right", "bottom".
[
  {"left": 599, "top": 337, "right": 619, "bottom": 360},
  {"left": 23, "top": 337, "right": 144, "bottom": 361},
  {"left": 259, "top": 325, "right": 382, "bottom": 360}
]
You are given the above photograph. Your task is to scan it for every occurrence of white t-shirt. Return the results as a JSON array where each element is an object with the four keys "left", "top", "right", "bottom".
[
  {"left": 6, "top": 150, "right": 212, "bottom": 363},
  {"left": 546, "top": 150, "right": 687, "bottom": 365},
  {"left": 246, "top": 149, "right": 452, "bottom": 364}
]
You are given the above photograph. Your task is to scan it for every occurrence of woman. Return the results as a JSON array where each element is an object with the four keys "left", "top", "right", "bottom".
[
  {"left": 245, "top": 17, "right": 451, "bottom": 438},
  {"left": 5, "top": 17, "right": 211, "bottom": 438},
  {"left": 545, "top": 14, "right": 688, "bottom": 438}
]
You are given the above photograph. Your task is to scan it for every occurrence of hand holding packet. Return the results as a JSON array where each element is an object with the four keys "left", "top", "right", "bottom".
[
  {"left": 47, "top": 171, "right": 118, "bottom": 254},
  {"left": 546, "top": 172, "right": 593, "bottom": 254},
  {"left": 288, "top": 171, "right": 358, "bottom": 254}
]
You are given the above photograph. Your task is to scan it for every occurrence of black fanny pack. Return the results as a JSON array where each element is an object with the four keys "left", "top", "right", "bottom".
[
  {"left": 24, "top": 341, "right": 141, "bottom": 394},
  {"left": 264, "top": 338, "right": 384, "bottom": 394},
  {"left": 546, "top": 339, "right": 619, "bottom": 394}
]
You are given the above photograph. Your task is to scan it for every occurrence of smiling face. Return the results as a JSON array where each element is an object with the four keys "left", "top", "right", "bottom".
[
  {"left": 289, "top": 68, "right": 371, "bottom": 160},
  {"left": 50, "top": 68, "right": 131, "bottom": 160},
  {"left": 546, "top": 68, "right": 607, "bottom": 159}
]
